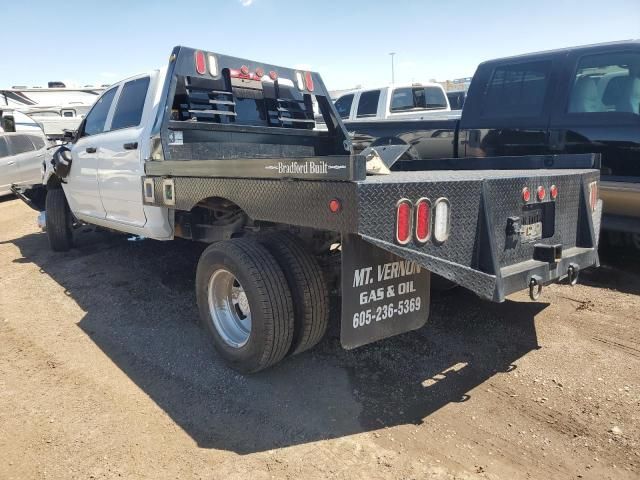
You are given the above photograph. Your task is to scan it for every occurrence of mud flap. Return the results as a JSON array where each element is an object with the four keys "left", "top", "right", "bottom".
[{"left": 340, "top": 234, "right": 430, "bottom": 349}]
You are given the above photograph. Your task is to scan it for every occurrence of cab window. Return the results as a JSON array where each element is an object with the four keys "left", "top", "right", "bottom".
[
  {"left": 568, "top": 52, "right": 640, "bottom": 114},
  {"left": 82, "top": 86, "right": 118, "bottom": 136},
  {"left": 334, "top": 94, "right": 354, "bottom": 119},
  {"left": 110, "top": 77, "right": 150, "bottom": 130},
  {"left": 356, "top": 90, "right": 380, "bottom": 118},
  {"left": 482, "top": 60, "right": 551, "bottom": 118},
  {"left": 391, "top": 86, "right": 448, "bottom": 112}
]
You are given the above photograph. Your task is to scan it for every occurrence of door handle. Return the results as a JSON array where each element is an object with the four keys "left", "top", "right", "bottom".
[
  {"left": 7, "top": 161, "right": 15, "bottom": 165},
  {"left": 123, "top": 142, "right": 138, "bottom": 150},
  {"left": 86, "top": 147, "right": 97, "bottom": 153}
]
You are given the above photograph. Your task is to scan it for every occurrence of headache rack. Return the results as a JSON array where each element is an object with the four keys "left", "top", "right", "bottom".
[
  {"left": 173, "top": 75, "right": 316, "bottom": 129},
  {"left": 150, "top": 46, "right": 350, "bottom": 163}
]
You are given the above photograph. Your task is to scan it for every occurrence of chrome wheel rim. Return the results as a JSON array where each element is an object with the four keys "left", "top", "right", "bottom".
[{"left": 207, "top": 269, "right": 251, "bottom": 348}]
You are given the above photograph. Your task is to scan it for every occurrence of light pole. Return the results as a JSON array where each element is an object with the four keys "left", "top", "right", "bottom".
[{"left": 389, "top": 52, "right": 396, "bottom": 84}]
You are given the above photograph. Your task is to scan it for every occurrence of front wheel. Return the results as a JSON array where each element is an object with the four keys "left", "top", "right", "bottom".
[
  {"left": 195, "top": 238, "right": 294, "bottom": 373},
  {"left": 45, "top": 188, "right": 73, "bottom": 252}
]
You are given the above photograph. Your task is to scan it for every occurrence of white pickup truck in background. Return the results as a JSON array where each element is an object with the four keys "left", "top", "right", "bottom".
[{"left": 334, "top": 83, "right": 452, "bottom": 123}]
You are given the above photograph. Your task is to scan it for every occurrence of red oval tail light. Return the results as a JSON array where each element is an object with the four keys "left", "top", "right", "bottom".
[
  {"left": 415, "top": 198, "right": 431, "bottom": 243},
  {"left": 396, "top": 200, "right": 412, "bottom": 245}
]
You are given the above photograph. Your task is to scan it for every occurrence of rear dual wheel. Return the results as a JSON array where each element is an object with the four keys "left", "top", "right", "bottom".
[{"left": 195, "top": 234, "right": 329, "bottom": 373}]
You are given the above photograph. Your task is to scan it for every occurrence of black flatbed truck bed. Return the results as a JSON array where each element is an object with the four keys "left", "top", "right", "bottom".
[{"left": 144, "top": 153, "right": 601, "bottom": 303}]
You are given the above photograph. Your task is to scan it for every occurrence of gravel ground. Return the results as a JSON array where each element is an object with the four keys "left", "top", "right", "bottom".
[{"left": 0, "top": 196, "right": 638, "bottom": 480}]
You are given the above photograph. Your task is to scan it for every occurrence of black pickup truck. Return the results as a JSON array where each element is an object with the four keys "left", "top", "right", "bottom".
[{"left": 345, "top": 41, "right": 640, "bottom": 236}]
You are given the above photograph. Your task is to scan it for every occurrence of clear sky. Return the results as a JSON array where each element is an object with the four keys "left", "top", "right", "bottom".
[{"left": 1, "top": 0, "right": 638, "bottom": 90}]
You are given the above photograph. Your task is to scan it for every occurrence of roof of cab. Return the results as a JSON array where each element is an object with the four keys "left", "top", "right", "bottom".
[{"left": 478, "top": 39, "right": 640, "bottom": 66}]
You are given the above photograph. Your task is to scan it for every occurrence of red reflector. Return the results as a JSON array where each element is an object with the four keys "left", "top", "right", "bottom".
[
  {"left": 195, "top": 51, "right": 206, "bottom": 75},
  {"left": 304, "top": 71, "right": 314, "bottom": 92},
  {"left": 396, "top": 200, "right": 412, "bottom": 245},
  {"left": 269, "top": 70, "right": 278, "bottom": 80},
  {"left": 522, "top": 187, "right": 531, "bottom": 202},
  {"left": 240, "top": 65, "right": 249, "bottom": 75},
  {"left": 550, "top": 184, "right": 558, "bottom": 199},
  {"left": 415, "top": 199, "right": 431, "bottom": 243},
  {"left": 329, "top": 198, "right": 341, "bottom": 213},
  {"left": 537, "top": 186, "right": 546, "bottom": 201}
]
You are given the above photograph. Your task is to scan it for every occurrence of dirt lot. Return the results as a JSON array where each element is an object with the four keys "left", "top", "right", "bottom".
[{"left": 0, "top": 196, "right": 638, "bottom": 480}]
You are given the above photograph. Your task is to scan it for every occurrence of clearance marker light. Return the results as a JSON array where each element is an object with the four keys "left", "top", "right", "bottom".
[
  {"left": 329, "top": 198, "right": 341, "bottom": 213},
  {"left": 537, "top": 185, "right": 546, "bottom": 201}
]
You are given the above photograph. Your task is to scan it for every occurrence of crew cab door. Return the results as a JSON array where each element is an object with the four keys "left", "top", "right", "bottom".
[
  {"left": 97, "top": 75, "right": 151, "bottom": 227},
  {"left": 66, "top": 86, "right": 119, "bottom": 219},
  {"left": 460, "top": 55, "right": 559, "bottom": 158}
]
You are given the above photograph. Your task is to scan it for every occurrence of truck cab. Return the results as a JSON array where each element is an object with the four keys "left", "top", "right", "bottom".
[
  {"left": 60, "top": 69, "right": 172, "bottom": 239},
  {"left": 334, "top": 83, "right": 451, "bottom": 123}
]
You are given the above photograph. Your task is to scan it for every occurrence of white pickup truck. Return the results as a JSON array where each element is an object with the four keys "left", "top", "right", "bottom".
[
  {"left": 334, "top": 83, "right": 452, "bottom": 122},
  {"left": 26, "top": 46, "right": 602, "bottom": 374}
]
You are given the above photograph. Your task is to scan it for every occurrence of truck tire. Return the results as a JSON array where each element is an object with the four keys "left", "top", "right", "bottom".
[
  {"left": 259, "top": 232, "right": 329, "bottom": 355},
  {"left": 195, "top": 238, "right": 294, "bottom": 373},
  {"left": 45, "top": 188, "right": 73, "bottom": 252}
]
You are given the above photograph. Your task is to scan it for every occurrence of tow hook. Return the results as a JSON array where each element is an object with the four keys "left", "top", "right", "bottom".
[
  {"left": 567, "top": 264, "right": 579, "bottom": 286},
  {"left": 529, "top": 276, "right": 543, "bottom": 301}
]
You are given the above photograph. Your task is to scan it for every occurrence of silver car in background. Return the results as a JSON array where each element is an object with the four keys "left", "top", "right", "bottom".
[{"left": 0, "top": 132, "right": 48, "bottom": 196}]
